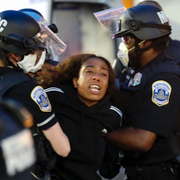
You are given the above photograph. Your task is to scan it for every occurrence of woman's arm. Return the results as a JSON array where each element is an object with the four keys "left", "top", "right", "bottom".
[{"left": 42, "top": 122, "right": 71, "bottom": 157}]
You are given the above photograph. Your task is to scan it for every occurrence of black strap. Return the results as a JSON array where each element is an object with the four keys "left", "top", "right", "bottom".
[
  {"left": 142, "top": 23, "right": 171, "bottom": 31},
  {"left": 127, "top": 20, "right": 171, "bottom": 32}
]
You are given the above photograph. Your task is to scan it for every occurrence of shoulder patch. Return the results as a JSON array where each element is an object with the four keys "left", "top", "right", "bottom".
[
  {"left": 31, "top": 86, "right": 51, "bottom": 112},
  {"left": 128, "top": 72, "right": 142, "bottom": 87},
  {"left": 151, "top": 80, "right": 171, "bottom": 107}
]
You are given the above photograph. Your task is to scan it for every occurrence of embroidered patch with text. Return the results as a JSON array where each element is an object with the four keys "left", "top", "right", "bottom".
[
  {"left": 151, "top": 80, "right": 171, "bottom": 107},
  {"left": 31, "top": 86, "right": 51, "bottom": 112}
]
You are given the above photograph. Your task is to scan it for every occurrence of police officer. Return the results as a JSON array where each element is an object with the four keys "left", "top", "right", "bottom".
[
  {"left": 0, "top": 10, "right": 70, "bottom": 179},
  {"left": 113, "top": 1, "right": 180, "bottom": 87},
  {"left": 18, "top": 8, "right": 66, "bottom": 67},
  {"left": 0, "top": 99, "right": 35, "bottom": 180},
  {"left": 137, "top": 0, "right": 180, "bottom": 66},
  {"left": 104, "top": 5, "right": 180, "bottom": 180}
]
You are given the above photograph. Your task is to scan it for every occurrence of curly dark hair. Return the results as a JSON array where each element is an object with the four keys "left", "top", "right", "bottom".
[{"left": 36, "top": 53, "right": 115, "bottom": 95}]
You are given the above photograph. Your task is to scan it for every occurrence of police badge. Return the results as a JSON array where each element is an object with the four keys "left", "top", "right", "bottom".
[
  {"left": 152, "top": 80, "right": 172, "bottom": 107},
  {"left": 31, "top": 86, "right": 51, "bottom": 112}
]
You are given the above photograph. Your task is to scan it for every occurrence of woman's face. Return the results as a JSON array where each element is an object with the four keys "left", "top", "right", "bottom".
[{"left": 73, "top": 57, "right": 109, "bottom": 106}]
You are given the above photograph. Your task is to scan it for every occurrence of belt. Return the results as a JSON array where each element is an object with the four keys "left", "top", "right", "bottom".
[{"left": 126, "top": 160, "right": 179, "bottom": 180}]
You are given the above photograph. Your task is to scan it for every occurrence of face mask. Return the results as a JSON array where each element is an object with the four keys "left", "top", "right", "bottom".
[
  {"left": 117, "top": 42, "right": 129, "bottom": 67},
  {"left": 117, "top": 40, "right": 146, "bottom": 67},
  {"left": 17, "top": 50, "right": 46, "bottom": 73},
  {"left": 30, "top": 51, "right": 46, "bottom": 73},
  {"left": 17, "top": 54, "right": 37, "bottom": 73}
]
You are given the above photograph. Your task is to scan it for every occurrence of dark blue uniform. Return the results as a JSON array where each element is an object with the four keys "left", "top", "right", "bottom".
[
  {"left": 0, "top": 67, "right": 57, "bottom": 130},
  {"left": 165, "top": 38, "right": 180, "bottom": 65},
  {"left": 116, "top": 52, "right": 180, "bottom": 180},
  {"left": 0, "top": 67, "right": 58, "bottom": 179},
  {"left": 0, "top": 100, "right": 36, "bottom": 180}
]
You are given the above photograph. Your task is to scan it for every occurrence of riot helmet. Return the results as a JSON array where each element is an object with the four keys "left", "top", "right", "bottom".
[
  {"left": 19, "top": 8, "right": 67, "bottom": 62},
  {"left": 113, "top": 5, "right": 171, "bottom": 40},
  {"left": 0, "top": 10, "right": 46, "bottom": 56},
  {"left": 19, "top": 8, "right": 58, "bottom": 33}
]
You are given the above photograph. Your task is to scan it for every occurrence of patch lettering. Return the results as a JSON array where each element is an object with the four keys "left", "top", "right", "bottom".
[
  {"left": 0, "top": 17, "right": 8, "bottom": 32},
  {"left": 151, "top": 80, "right": 171, "bottom": 106},
  {"left": 157, "top": 11, "right": 168, "bottom": 24},
  {"left": 1, "top": 129, "right": 36, "bottom": 176},
  {"left": 31, "top": 86, "right": 51, "bottom": 112}
]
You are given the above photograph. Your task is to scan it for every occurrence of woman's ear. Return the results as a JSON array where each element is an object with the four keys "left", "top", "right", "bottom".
[{"left": 73, "top": 77, "right": 78, "bottom": 88}]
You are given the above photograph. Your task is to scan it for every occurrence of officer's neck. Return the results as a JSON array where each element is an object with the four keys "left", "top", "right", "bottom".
[{"left": 140, "top": 48, "right": 162, "bottom": 68}]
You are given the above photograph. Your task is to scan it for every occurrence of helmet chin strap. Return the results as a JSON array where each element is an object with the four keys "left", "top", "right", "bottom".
[
  {"left": 128, "top": 39, "right": 145, "bottom": 69},
  {"left": 5, "top": 56, "right": 23, "bottom": 71},
  {"left": 128, "top": 37, "right": 168, "bottom": 69}
]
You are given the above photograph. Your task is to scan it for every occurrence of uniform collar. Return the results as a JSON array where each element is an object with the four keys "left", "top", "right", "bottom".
[
  {"left": 0, "top": 67, "right": 16, "bottom": 75},
  {"left": 142, "top": 51, "right": 168, "bottom": 69}
]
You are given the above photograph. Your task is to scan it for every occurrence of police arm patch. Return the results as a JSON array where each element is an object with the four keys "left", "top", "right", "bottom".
[
  {"left": 31, "top": 86, "right": 52, "bottom": 112},
  {"left": 151, "top": 80, "right": 171, "bottom": 107}
]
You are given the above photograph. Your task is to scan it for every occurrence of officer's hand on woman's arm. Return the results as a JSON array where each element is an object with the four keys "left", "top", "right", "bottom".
[
  {"left": 107, "top": 127, "right": 157, "bottom": 152},
  {"left": 42, "top": 122, "right": 71, "bottom": 157}
]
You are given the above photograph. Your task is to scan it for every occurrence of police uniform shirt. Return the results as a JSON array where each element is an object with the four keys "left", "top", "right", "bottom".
[
  {"left": 165, "top": 38, "right": 180, "bottom": 65},
  {"left": 0, "top": 67, "right": 57, "bottom": 130},
  {"left": 120, "top": 52, "right": 180, "bottom": 165}
]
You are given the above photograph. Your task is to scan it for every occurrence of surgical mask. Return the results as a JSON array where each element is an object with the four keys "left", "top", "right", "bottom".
[
  {"left": 30, "top": 51, "right": 46, "bottom": 73},
  {"left": 17, "top": 50, "right": 46, "bottom": 73},
  {"left": 117, "top": 40, "right": 145, "bottom": 67},
  {"left": 117, "top": 42, "right": 129, "bottom": 67}
]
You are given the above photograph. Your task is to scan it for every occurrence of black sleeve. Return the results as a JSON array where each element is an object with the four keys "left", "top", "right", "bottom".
[{"left": 4, "top": 81, "right": 58, "bottom": 130}]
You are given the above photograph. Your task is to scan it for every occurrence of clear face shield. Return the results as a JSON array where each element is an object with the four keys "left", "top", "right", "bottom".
[
  {"left": 94, "top": 6, "right": 130, "bottom": 67},
  {"left": 93, "top": 6, "right": 130, "bottom": 39},
  {"left": 94, "top": 7, "right": 145, "bottom": 67},
  {"left": 37, "top": 22, "right": 67, "bottom": 61},
  {"left": 21, "top": 10, "right": 67, "bottom": 61}
]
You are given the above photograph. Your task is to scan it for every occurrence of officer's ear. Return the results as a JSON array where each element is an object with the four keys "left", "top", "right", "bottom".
[
  {"left": 11, "top": 53, "right": 24, "bottom": 64},
  {"left": 11, "top": 53, "right": 22, "bottom": 60},
  {"left": 6, "top": 53, "right": 23, "bottom": 67},
  {"left": 139, "top": 40, "right": 152, "bottom": 49}
]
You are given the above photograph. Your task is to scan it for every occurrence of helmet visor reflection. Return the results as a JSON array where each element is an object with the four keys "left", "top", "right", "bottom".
[
  {"left": 93, "top": 6, "right": 128, "bottom": 38},
  {"left": 34, "top": 23, "right": 67, "bottom": 58}
]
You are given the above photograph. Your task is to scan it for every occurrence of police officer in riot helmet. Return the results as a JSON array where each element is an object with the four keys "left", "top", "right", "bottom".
[
  {"left": 101, "top": 5, "right": 180, "bottom": 180},
  {"left": 137, "top": 0, "right": 180, "bottom": 67},
  {"left": 0, "top": 99, "right": 35, "bottom": 180},
  {"left": 0, "top": 10, "right": 70, "bottom": 180},
  {"left": 18, "top": 8, "right": 65, "bottom": 67}
]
